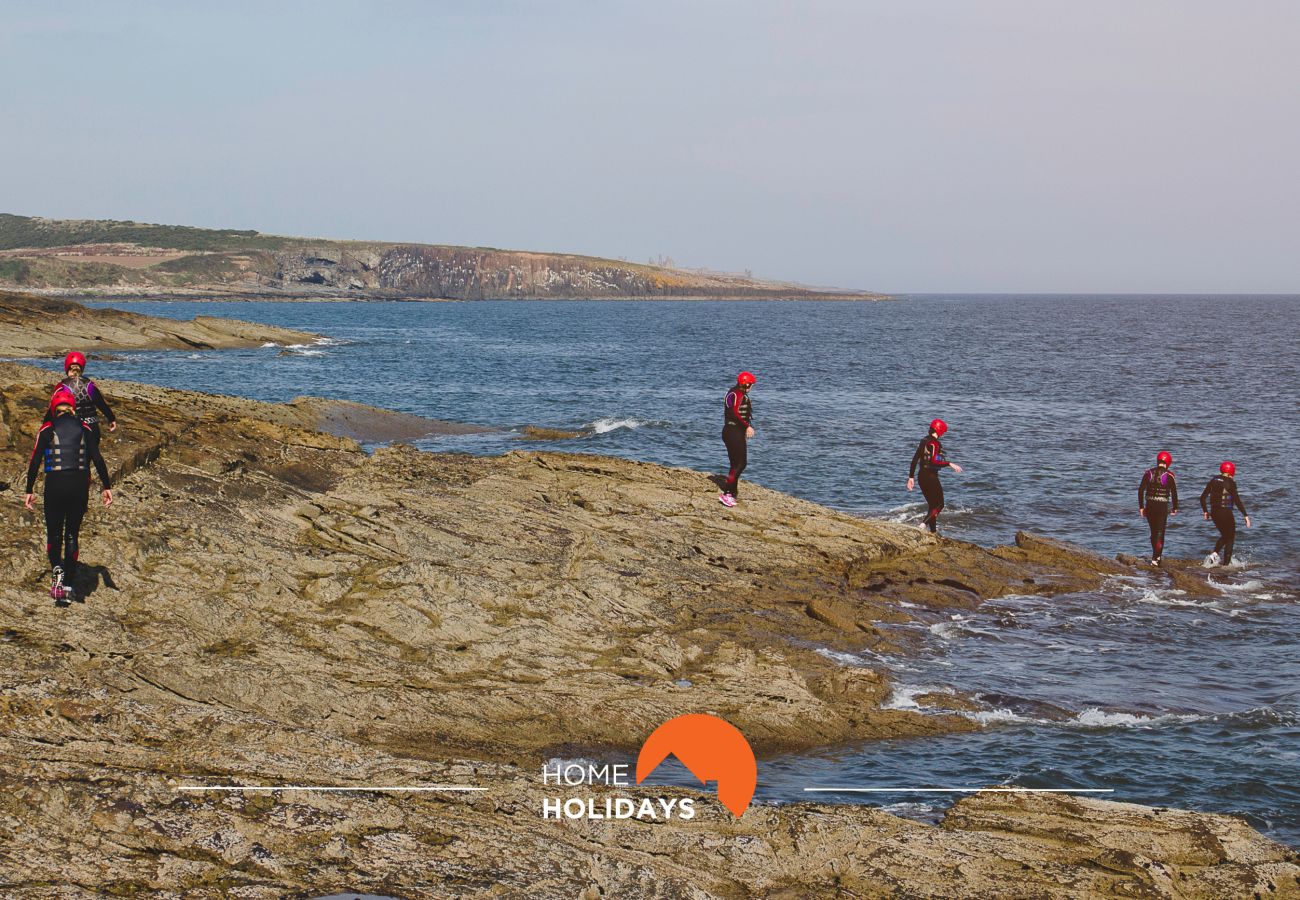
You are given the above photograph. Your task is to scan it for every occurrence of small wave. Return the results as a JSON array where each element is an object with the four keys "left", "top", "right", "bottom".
[
  {"left": 881, "top": 683, "right": 950, "bottom": 711},
  {"left": 586, "top": 417, "right": 662, "bottom": 434},
  {"left": 260, "top": 342, "right": 279, "bottom": 348}
]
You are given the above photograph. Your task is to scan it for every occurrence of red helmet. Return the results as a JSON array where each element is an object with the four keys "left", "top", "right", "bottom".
[
  {"left": 1156, "top": 451, "right": 1172, "bottom": 466},
  {"left": 1220, "top": 461, "right": 1236, "bottom": 476},
  {"left": 64, "top": 351, "right": 86, "bottom": 372},
  {"left": 737, "top": 371, "right": 756, "bottom": 386},
  {"left": 930, "top": 418, "right": 948, "bottom": 437},
  {"left": 49, "top": 387, "right": 76, "bottom": 410}
]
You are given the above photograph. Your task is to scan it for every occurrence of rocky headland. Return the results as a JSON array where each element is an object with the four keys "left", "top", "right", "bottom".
[
  {"left": 0, "top": 213, "right": 886, "bottom": 301},
  {"left": 0, "top": 359, "right": 1295, "bottom": 897}
]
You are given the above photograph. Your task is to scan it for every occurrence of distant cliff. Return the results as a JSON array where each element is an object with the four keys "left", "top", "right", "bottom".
[{"left": 0, "top": 213, "right": 885, "bottom": 301}]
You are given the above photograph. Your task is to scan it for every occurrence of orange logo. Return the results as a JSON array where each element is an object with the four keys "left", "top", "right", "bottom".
[{"left": 635, "top": 714, "right": 757, "bottom": 817}]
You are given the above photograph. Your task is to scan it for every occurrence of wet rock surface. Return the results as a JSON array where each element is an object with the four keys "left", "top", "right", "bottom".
[{"left": 1, "top": 363, "right": 1295, "bottom": 897}]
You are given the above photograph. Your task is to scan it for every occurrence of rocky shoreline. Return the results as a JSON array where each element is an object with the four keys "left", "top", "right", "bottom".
[
  {"left": 1, "top": 358, "right": 1296, "bottom": 896},
  {"left": 0, "top": 290, "right": 320, "bottom": 357}
]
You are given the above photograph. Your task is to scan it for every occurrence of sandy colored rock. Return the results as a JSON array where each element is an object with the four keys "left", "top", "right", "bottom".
[
  {"left": 0, "top": 361, "right": 1294, "bottom": 897},
  {"left": 0, "top": 289, "right": 319, "bottom": 356}
]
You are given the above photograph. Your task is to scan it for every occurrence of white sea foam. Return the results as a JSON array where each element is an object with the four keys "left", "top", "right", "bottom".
[{"left": 587, "top": 417, "right": 653, "bottom": 434}]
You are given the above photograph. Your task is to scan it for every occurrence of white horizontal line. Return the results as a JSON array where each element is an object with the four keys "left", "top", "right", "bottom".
[
  {"left": 176, "top": 785, "right": 486, "bottom": 793},
  {"left": 803, "top": 787, "right": 1113, "bottom": 793}
]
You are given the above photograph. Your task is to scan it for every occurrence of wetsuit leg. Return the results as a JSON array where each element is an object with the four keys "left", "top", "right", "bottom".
[
  {"left": 1211, "top": 508, "right": 1236, "bottom": 565},
  {"left": 43, "top": 473, "right": 87, "bottom": 576},
  {"left": 919, "top": 472, "right": 944, "bottom": 534},
  {"left": 722, "top": 425, "right": 747, "bottom": 498},
  {"left": 62, "top": 485, "right": 88, "bottom": 580},
  {"left": 1146, "top": 503, "right": 1169, "bottom": 558},
  {"left": 43, "top": 488, "right": 67, "bottom": 571}
]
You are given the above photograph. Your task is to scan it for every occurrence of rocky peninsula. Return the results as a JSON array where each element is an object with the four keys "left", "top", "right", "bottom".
[
  {"left": 0, "top": 213, "right": 885, "bottom": 301},
  {"left": 0, "top": 358, "right": 1295, "bottom": 897}
]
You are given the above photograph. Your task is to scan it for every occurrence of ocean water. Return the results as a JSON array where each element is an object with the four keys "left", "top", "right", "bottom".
[{"left": 48, "top": 294, "right": 1300, "bottom": 844}]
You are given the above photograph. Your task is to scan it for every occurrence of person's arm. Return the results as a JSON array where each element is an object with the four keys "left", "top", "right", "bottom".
[
  {"left": 25, "top": 426, "right": 52, "bottom": 494},
  {"left": 1138, "top": 471, "right": 1149, "bottom": 511},
  {"left": 929, "top": 440, "right": 951, "bottom": 467},
  {"left": 1199, "top": 480, "right": 1211, "bottom": 513},
  {"left": 89, "top": 381, "right": 116, "bottom": 425},
  {"left": 1230, "top": 481, "right": 1248, "bottom": 518},
  {"left": 1170, "top": 473, "right": 1179, "bottom": 514},
  {"left": 86, "top": 427, "right": 112, "bottom": 489},
  {"left": 909, "top": 440, "right": 923, "bottom": 479}
]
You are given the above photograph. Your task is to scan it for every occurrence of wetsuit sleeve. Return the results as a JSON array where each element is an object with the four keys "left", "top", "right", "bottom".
[
  {"left": 87, "top": 427, "right": 112, "bottom": 489},
  {"left": 1200, "top": 480, "right": 1212, "bottom": 512},
  {"left": 909, "top": 440, "right": 924, "bottom": 478},
  {"left": 928, "top": 440, "right": 951, "bottom": 468},
  {"left": 1170, "top": 473, "right": 1179, "bottom": 513},
  {"left": 1231, "top": 481, "right": 1247, "bottom": 516},
  {"left": 1138, "top": 471, "right": 1149, "bottom": 509},
  {"left": 25, "top": 427, "right": 52, "bottom": 493},
  {"left": 725, "top": 391, "right": 752, "bottom": 429},
  {"left": 89, "top": 381, "right": 116, "bottom": 424}
]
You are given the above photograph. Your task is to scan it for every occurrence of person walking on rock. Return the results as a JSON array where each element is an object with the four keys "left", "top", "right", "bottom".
[
  {"left": 719, "top": 371, "right": 756, "bottom": 507},
  {"left": 1138, "top": 450, "right": 1179, "bottom": 565},
  {"left": 43, "top": 351, "right": 117, "bottom": 439},
  {"left": 908, "top": 418, "right": 962, "bottom": 534},
  {"left": 1200, "top": 461, "right": 1250, "bottom": 567},
  {"left": 24, "top": 387, "right": 113, "bottom": 602}
]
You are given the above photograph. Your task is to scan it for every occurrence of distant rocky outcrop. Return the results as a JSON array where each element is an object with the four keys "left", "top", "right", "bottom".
[
  {"left": 0, "top": 361, "right": 1294, "bottom": 896},
  {"left": 0, "top": 289, "right": 320, "bottom": 357},
  {"left": 0, "top": 213, "right": 886, "bottom": 300}
]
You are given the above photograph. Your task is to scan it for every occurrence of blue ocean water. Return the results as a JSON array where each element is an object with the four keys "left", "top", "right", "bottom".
[{"left": 50, "top": 294, "right": 1300, "bottom": 844}]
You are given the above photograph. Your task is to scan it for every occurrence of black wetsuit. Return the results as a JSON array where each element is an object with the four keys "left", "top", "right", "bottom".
[
  {"left": 42, "top": 375, "right": 115, "bottom": 438},
  {"left": 1138, "top": 466, "right": 1178, "bottom": 559},
  {"left": 26, "top": 413, "right": 111, "bottom": 580},
  {"left": 722, "top": 387, "right": 752, "bottom": 498},
  {"left": 1200, "top": 474, "right": 1248, "bottom": 565},
  {"left": 909, "top": 434, "right": 952, "bottom": 533}
]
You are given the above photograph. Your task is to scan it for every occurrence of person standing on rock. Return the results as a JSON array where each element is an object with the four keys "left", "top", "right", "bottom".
[
  {"left": 24, "top": 387, "right": 113, "bottom": 602},
  {"left": 719, "top": 371, "right": 756, "bottom": 507},
  {"left": 1138, "top": 450, "right": 1179, "bottom": 565},
  {"left": 43, "top": 351, "right": 117, "bottom": 439},
  {"left": 908, "top": 418, "right": 962, "bottom": 534},
  {"left": 1200, "top": 461, "right": 1250, "bottom": 567}
]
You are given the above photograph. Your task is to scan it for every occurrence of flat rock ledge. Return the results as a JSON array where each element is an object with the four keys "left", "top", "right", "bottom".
[{"left": 0, "top": 290, "right": 319, "bottom": 356}]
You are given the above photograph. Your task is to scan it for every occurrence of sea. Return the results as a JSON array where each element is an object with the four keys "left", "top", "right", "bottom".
[{"left": 47, "top": 294, "right": 1300, "bottom": 845}]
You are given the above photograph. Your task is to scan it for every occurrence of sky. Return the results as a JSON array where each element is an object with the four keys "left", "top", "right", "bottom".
[{"left": 1, "top": 0, "right": 1298, "bottom": 293}]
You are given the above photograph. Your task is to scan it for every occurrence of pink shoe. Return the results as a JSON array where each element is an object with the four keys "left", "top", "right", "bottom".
[
  {"left": 718, "top": 492, "right": 736, "bottom": 508},
  {"left": 49, "top": 567, "right": 67, "bottom": 601}
]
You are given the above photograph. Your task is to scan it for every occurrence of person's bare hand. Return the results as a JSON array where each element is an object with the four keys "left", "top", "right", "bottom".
[
  {"left": 23, "top": 493, "right": 35, "bottom": 510},
  {"left": 745, "top": 426, "right": 755, "bottom": 439},
  {"left": 907, "top": 478, "right": 915, "bottom": 492},
  {"left": 950, "top": 463, "right": 963, "bottom": 474},
  {"left": 102, "top": 489, "right": 113, "bottom": 507},
  {"left": 108, "top": 421, "right": 117, "bottom": 433}
]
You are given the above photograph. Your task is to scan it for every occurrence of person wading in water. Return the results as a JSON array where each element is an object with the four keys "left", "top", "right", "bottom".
[
  {"left": 24, "top": 387, "right": 113, "bottom": 602},
  {"left": 1200, "top": 460, "right": 1251, "bottom": 567},
  {"left": 1138, "top": 450, "right": 1179, "bottom": 565},
  {"left": 719, "top": 371, "right": 756, "bottom": 507},
  {"left": 908, "top": 418, "right": 962, "bottom": 534}
]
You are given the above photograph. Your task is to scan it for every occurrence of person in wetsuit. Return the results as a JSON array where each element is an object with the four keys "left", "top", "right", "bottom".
[
  {"left": 1138, "top": 450, "right": 1179, "bottom": 565},
  {"left": 719, "top": 371, "right": 756, "bottom": 507},
  {"left": 908, "top": 418, "right": 962, "bottom": 533},
  {"left": 1200, "top": 461, "right": 1251, "bottom": 566},
  {"left": 42, "top": 351, "right": 117, "bottom": 439},
  {"left": 24, "top": 388, "right": 113, "bottom": 601}
]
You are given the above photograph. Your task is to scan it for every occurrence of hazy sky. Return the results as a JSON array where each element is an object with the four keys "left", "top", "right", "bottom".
[{"left": 2, "top": 1, "right": 1298, "bottom": 292}]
